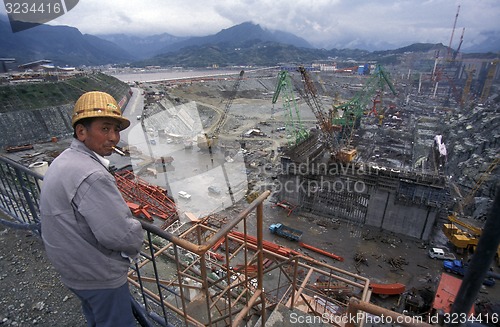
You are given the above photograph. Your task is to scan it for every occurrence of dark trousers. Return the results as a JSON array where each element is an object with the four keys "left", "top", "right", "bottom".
[{"left": 70, "top": 283, "right": 136, "bottom": 327}]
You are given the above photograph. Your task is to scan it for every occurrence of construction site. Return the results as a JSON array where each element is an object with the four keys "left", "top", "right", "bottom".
[
  {"left": 0, "top": 54, "right": 500, "bottom": 326},
  {"left": 1, "top": 43, "right": 500, "bottom": 326}
]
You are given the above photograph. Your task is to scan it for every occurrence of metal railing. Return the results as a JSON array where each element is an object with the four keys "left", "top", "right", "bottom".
[
  {"left": 1, "top": 154, "right": 451, "bottom": 327},
  {"left": 0, "top": 155, "right": 277, "bottom": 326},
  {"left": 0, "top": 155, "right": 42, "bottom": 231}
]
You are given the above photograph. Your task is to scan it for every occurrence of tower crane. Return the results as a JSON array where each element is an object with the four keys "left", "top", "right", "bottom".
[
  {"left": 460, "top": 67, "right": 475, "bottom": 108},
  {"left": 447, "top": 5, "right": 461, "bottom": 60},
  {"left": 197, "top": 70, "right": 245, "bottom": 150},
  {"left": 196, "top": 70, "right": 245, "bottom": 206},
  {"left": 334, "top": 64, "right": 396, "bottom": 123},
  {"left": 272, "top": 70, "right": 308, "bottom": 145},
  {"left": 297, "top": 66, "right": 340, "bottom": 157},
  {"left": 461, "top": 157, "right": 500, "bottom": 210},
  {"left": 480, "top": 59, "right": 499, "bottom": 103},
  {"left": 452, "top": 28, "right": 465, "bottom": 61}
]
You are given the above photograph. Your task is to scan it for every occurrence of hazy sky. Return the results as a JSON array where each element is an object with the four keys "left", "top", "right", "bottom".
[{"left": 2, "top": 0, "right": 499, "bottom": 51}]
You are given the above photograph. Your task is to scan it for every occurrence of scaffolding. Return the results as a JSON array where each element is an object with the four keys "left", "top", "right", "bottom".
[
  {"left": 0, "top": 155, "right": 441, "bottom": 327},
  {"left": 127, "top": 191, "right": 374, "bottom": 326}
]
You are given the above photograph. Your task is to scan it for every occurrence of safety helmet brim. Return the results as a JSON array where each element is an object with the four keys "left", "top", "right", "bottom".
[{"left": 72, "top": 91, "right": 130, "bottom": 130}]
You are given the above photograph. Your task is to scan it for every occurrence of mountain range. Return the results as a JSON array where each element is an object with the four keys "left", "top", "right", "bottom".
[{"left": 0, "top": 16, "right": 497, "bottom": 69}]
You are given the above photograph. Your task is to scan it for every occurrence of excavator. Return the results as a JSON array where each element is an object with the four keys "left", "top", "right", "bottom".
[{"left": 443, "top": 157, "right": 500, "bottom": 264}]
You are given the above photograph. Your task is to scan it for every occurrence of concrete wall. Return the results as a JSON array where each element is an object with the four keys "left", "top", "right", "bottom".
[
  {"left": 0, "top": 104, "right": 73, "bottom": 147},
  {"left": 1, "top": 90, "right": 132, "bottom": 148},
  {"left": 278, "top": 171, "right": 442, "bottom": 240},
  {"left": 365, "top": 187, "right": 437, "bottom": 239},
  {"left": 1, "top": 73, "right": 132, "bottom": 148}
]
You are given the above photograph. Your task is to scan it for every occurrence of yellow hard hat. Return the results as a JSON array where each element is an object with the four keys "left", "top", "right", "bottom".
[{"left": 72, "top": 91, "right": 130, "bottom": 130}]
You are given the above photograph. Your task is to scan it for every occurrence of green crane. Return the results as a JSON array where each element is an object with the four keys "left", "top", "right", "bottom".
[
  {"left": 272, "top": 70, "right": 308, "bottom": 145},
  {"left": 332, "top": 64, "right": 397, "bottom": 145}
]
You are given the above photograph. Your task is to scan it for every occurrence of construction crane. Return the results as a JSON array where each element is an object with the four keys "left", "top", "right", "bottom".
[
  {"left": 452, "top": 28, "right": 465, "bottom": 61},
  {"left": 433, "top": 5, "right": 466, "bottom": 105},
  {"left": 197, "top": 70, "right": 245, "bottom": 206},
  {"left": 197, "top": 70, "right": 244, "bottom": 150},
  {"left": 461, "top": 157, "right": 500, "bottom": 209},
  {"left": 480, "top": 59, "right": 498, "bottom": 103},
  {"left": 446, "top": 5, "right": 461, "bottom": 60},
  {"left": 297, "top": 66, "right": 343, "bottom": 157},
  {"left": 443, "top": 215, "right": 486, "bottom": 256},
  {"left": 272, "top": 70, "right": 308, "bottom": 145},
  {"left": 334, "top": 64, "right": 396, "bottom": 124},
  {"left": 332, "top": 64, "right": 397, "bottom": 151},
  {"left": 443, "top": 157, "right": 500, "bottom": 261},
  {"left": 460, "top": 67, "right": 475, "bottom": 108}
]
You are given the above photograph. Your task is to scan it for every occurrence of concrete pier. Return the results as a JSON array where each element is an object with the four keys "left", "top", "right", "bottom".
[{"left": 278, "top": 156, "right": 448, "bottom": 240}]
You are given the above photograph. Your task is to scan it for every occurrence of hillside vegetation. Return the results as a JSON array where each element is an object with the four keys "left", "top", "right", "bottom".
[
  {"left": 0, "top": 73, "right": 131, "bottom": 147},
  {"left": 0, "top": 73, "right": 129, "bottom": 113}
]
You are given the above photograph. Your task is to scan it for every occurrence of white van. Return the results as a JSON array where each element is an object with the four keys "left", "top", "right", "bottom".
[
  {"left": 428, "top": 247, "right": 456, "bottom": 260},
  {"left": 178, "top": 191, "right": 191, "bottom": 199}
]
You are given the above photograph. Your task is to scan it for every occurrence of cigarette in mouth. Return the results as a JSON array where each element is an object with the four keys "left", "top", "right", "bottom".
[{"left": 112, "top": 147, "right": 125, "bottom": 156}]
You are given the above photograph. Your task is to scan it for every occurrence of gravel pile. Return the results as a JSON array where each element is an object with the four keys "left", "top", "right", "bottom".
[{"left": 0, "top": 228, "right": 86, "bottom": 326}]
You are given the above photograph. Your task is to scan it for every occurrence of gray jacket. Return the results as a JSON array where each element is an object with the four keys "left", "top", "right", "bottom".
[{"left": 40, "top": 139, "right": 143, "bottom": 290}]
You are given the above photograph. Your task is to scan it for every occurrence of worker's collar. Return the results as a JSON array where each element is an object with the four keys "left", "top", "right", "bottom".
[{"left": 93, "top": 151, "right": 110, "bottom": 169}]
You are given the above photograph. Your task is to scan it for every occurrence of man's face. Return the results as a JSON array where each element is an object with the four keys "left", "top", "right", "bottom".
[{"left": 76, "top": 117, "right": 121, "bottom": 156}]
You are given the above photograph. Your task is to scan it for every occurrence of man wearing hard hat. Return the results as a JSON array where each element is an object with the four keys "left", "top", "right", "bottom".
[{"left": 40, "top": 91, "right": 143, "bottom": 327}]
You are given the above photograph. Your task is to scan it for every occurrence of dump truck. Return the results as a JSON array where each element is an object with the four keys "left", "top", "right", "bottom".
[{"left": 269, "top": 223, "right": 303, "bottom": 241}]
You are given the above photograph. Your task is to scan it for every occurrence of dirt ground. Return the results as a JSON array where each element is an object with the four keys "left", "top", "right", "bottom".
[
  {"left": 260, "top": 203, "right": 500, "bottom": 305},
  {"left": 163, "top": 75, "right": 500, "bottom": 313},
  {"left": 1, "top": 192, "right": 497, "bottom": 326},
  {"left": 0, "top": 227, "right": 86, "bottom": 326}
]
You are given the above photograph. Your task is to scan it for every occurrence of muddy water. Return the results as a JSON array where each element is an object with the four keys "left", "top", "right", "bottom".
[{"left": 110, "top": 69, "right": 246, "bottom": 83}]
